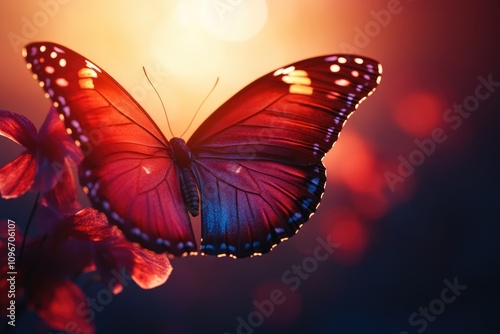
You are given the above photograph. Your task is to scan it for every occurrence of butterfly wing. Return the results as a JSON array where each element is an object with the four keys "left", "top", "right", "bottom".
[
  {"left": 24, "top": 42, "right": 197, "bottom": 256},
  {"left": 188, "top": 55, "right": 382, "bottom": 257}
]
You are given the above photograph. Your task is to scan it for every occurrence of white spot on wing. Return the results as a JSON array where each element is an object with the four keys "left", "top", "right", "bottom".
[
  {"left": 330, "top": 64, "right": 341, "bottom": 72},
  {"left": 56, "top": 78, "right": 69, "bottom": 87},
  {"left": 53, "top": 46, "right": 65, "bottom": 53},
  {"left": 273, "top": 65, "right": 295, "bottom": 76},
  {"left": 334, "top": 79, "right": 350, "bottom": 86},
  {"left": 85, "top": 59, "right": 102, "bottom": 73}
]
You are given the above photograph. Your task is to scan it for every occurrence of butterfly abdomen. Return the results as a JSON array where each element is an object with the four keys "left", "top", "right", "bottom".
[
  {"left": 171, "top": 138, "right": 200, "bottom": 216},
  {"left": 178, "top": 167, "right": 200, "bottom": 216}
]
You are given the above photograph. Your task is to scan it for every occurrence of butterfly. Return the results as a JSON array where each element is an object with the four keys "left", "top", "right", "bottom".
[{"left": 23, "top": 42, "right": 382, "bottom": 258}]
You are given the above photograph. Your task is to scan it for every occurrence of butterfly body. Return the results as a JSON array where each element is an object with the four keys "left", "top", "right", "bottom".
[
  {"left": 23, "top": 42, "right": 382, "bottom": 258},
  {"left": 171, "top": 137, "right": 194, "bottom": 168},
  {"left": 171, "top": 137, "right": 200, "bottom": 216}
]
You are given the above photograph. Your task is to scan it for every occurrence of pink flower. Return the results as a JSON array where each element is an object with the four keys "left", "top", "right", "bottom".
[
  {"left": 0, "top": 107, "right": 82, "bottom": 198},
  {"left": 0, "top": 221, "right": 95, "bottom": 334},
  {"left": 65, "top": 209, "right": 173, "bottom": 293},
  {"left": 1, "top": 108, "right": 172, "bottom": 333},
  {"left": 41, "top": 171, "right": 173, "bottom": 293}
]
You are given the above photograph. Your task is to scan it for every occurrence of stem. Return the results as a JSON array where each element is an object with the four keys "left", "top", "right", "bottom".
[{"left": 19, "top": 191, "right": 40, "bottom": 264}]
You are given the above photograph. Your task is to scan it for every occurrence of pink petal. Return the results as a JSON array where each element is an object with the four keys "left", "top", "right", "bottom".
[
  {"left": 93, "top": 234, "right": 134, "bottom": 294},
  {"left": 34, "top": 148, "right": 67, "bottom": 192},
  {"left": 38, "top": 107, "right": 83, "bottom": 167},
  {"left": 33, "top": 279, "right": 95, "bottom": 334},
  {"left": 35, "top": 108, "right": 83, "bottom": 192},
  {"left": 39, "top": 161, "right": 81, "bottom": 216},
  {"left": 0, "top": 110, "right": 37, "bottom": 150},
  {"left": 0, "top": 151, "right": 36, "bottom": 199},
  {"left": 129, "top": 246, "right": 172, "bottom": 289},
  {"left": 92, "top": 227, "right": 171, "bottom": 292},
  {"left": 69, "top": 208, "right": 111, "bottom": 241}
]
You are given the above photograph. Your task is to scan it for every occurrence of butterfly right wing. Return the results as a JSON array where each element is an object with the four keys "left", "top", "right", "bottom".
[
  {"left": 188, "top": 55, "right": 382, "bottom": 257},
  {"left": 24, "top": 42, "right": 197, "bottom": 256}
]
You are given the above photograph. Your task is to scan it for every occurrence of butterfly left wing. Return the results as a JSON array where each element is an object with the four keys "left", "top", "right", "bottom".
[
  {"left": 24, "top": 42, "right": 197, "bottom": 256},
  {"left": 188, "top": 55, "right": 382, "bottom": 258}
]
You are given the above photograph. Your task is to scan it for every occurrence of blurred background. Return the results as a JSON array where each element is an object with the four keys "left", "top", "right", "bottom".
[{"left": 1, "top": 0, "right": 499, "bottom": 333}]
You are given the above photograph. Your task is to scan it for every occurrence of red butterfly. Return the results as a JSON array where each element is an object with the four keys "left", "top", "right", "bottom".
[{"left": 23, "top": 42, "right": 382, "bottom": 258}]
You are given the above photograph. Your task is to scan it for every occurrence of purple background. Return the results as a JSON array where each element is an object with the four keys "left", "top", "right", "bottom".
[{"left": 1, "top": 1, "right": 499, "bottom": 333}]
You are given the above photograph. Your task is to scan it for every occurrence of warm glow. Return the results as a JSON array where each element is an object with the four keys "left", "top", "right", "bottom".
[
  {"left": 196, "top": 0, "right": 268, "bottom": 41},
  {"left": 392, "top": 92, "right": 442, "bottom": 137},
  {"left": 326, "top": 209, "right": 368, "bottom": 265},
  {"left": 329, "top": 132, "right": 380, "bottom": 194},
  {"left": 1, "top": 1, "right": 493, "bottom": 333}
]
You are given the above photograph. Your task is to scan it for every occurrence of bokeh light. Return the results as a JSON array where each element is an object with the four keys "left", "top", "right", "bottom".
[
  {"left": 323, "top": 208, "right": 368, "bottom": 265},
  {"left": 328, "top": 132, "right": 377, "bottom": 193},
  {"left": 391, "top": 92, "right": 443, "bottom": 137}
]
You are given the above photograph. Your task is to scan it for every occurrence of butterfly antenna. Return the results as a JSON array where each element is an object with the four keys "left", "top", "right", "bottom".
[
  {"left": 179, "top": 77, "right": 219, "bottom": 138},
  {"left": 143, "top": 67, "right": 175, "bottom": 137}
]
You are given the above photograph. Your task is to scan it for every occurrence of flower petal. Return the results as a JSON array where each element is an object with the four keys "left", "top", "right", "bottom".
[
  {"left": 33, "top": 149, "right": 66, "bottom": 192},
  {"left": 39, "top": 161, "right": 81, "bottom": 216},
  {"left": 38, "top": 107, "right": 83, "bottom": 168},
  {"left": 35, "top": 108, "right": 82, "bottom": 192},
  {"left": 0, "top": 151, "right": 36, "bottom": 199},
  {"left": 34, "top": 279, "right": 95, "bottom": 334},
  {"left": 0, "top": 110, "right": 37, "bottom": 150},
  {"left": 69, "top": 208, "right": 111, "bottom": 241},
  {"left": 91, "top": 226, "right": 171, "bottom": 292},
  {"left": 129, "top": 246, "right": 172, "bottom": 290}
]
